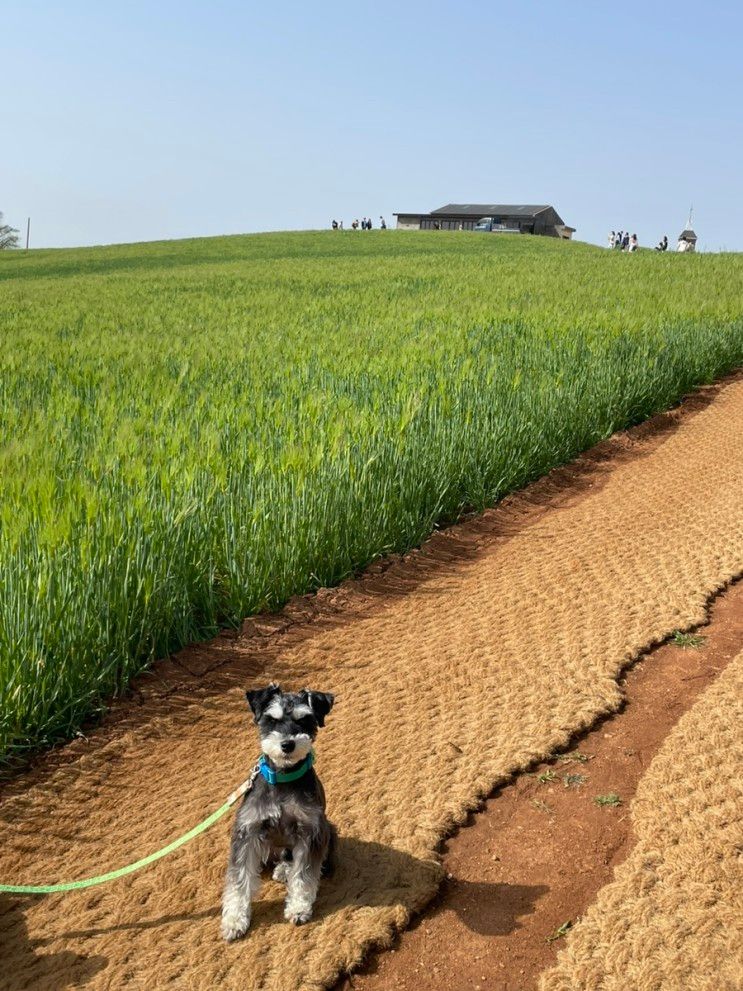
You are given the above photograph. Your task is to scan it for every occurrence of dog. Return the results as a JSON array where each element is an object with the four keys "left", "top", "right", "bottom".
[{"left": 221, "top": 683, "right": 336, "bottom": 941}]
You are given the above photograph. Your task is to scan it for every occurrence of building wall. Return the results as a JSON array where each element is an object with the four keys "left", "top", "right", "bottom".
[
  {"left": 395, "top": 215, "right": 422, "bottom": 230},
  {"left": 421, "top": 217, "right": 476, "bottom": 230},
  {"left": 427, "top": 215, "right": 530, "bottom": 233},
  {"left": 534, "top": 208, "right": 567, "bottom": 237}
]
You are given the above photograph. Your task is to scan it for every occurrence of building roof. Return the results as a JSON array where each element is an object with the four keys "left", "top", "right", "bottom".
[
  {"left": 430, "top": 204, "right": 552, "bottom": 217},
  {"left": 679, "top": 229, "right": 698, "bottom": 240}
]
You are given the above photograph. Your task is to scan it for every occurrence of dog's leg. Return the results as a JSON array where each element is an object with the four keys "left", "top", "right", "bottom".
[
  {"left": 272, "top": 847, "right": 292, "bottom": 883},
  {"left": 221, "top": 831, "right": 265, "bottom": 941},
  {"left": 284, "top": 835, "right": 326, "bottom": 925}
]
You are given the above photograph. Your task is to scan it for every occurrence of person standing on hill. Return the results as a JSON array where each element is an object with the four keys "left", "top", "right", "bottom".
[
  {"left": 367, "top": 217, "right": 373, "bottom": 229},
  {"left": 608, "top": 230, "right": 615, "bottom": 248},
  {"left": 629, "top": 233, "right": 638, "bottom": 251},
  {"left": 380, "top": 216, "right": 387, "bottom": 229},
  {"left": 622, "top": 232, "right": 630, "bottom": 251}
]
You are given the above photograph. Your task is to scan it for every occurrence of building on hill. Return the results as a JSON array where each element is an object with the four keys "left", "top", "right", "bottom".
[
  {"left": 677, "top": 207, "right": 698, "bottom": 253},
  {"left": 393, "top": 203, "right": 575, "bottom": 238}
]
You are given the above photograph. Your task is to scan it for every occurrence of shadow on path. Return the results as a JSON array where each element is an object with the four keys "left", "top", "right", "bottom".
[
  {"left": 433, "top": 878, "right": 550, "bottom": 936},
  {"left": 0, "top": 897, "right": 107, "bottom": 991}
]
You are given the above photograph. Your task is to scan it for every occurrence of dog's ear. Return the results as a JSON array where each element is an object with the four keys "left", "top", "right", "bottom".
[
  {"left": 245, "top": 683, "right": 281, "bottom": 722},
  {"left": 302, "top": 690, "right": 335, "bottom": 727}
]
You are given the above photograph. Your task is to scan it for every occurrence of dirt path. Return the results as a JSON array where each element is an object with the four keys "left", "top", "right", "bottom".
[
  {"left": 334, "top": 579, "right": 743, "bottom": 991},
  {"left": 1, "top": 373, "right": 743, "bottom": 991}
]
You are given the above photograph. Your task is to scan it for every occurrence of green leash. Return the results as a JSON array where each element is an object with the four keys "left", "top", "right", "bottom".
[{"left": 0, "top": 763, "right": 261, "bottom": 896}]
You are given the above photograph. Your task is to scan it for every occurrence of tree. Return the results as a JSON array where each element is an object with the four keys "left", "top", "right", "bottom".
[{"left": 0, "top": 213, "right": 20, "bottom": 249}]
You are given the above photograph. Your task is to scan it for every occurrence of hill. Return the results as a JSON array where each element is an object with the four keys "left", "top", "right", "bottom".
[{"left": 1, "top": 231, "right": 742, "bottom": 758}]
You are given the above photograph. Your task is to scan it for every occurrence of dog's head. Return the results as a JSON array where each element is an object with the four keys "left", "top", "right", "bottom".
[{"left": 246, "top": 683, "right": 334, "bottom": 769}]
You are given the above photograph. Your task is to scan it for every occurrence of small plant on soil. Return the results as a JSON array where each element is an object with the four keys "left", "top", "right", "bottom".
[
  {"left": 546, "top": 920, "right": 573, "bottom": 943},
  {"left": 538, "top": 770, "right": 557, "bottom": 784},
  {"left": 531, "top": 798, "right": 554, "bottom": 815},
  {"left": 594, "top": 793, "right": 622, "bottom": 807},
  {"left": 671, "top": 631, "right": 706, "bottom": 649},
  {"left": 563, "top": 773, "right": 587, "bottom": 788},
  {"left": 558, "top": 752, "right": 592, "bottom": 764}
]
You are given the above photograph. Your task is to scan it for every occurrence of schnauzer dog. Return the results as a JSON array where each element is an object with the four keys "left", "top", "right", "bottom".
[{"left": 221, "top": 683, "right": 336, "bottom": 941}]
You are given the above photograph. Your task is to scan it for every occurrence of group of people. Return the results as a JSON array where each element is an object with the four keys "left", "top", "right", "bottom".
[
  {"left": 608, "top": 230, "right": 674, "bottom": 252},
  {"left": 331, "top": 217, "right": 387, "bottom": 231},
  {"left": 607, "top": 230, "right": 639, "bottom": 252}
]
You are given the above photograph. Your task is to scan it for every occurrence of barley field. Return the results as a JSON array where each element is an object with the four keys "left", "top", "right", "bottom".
[{"left": 1, "top": 231, "right": 741, "bottom": 759}]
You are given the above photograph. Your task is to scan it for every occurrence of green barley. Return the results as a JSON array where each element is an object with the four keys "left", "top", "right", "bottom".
[{"left": 0, "top": 231, "right": 741, "bottom": 759}]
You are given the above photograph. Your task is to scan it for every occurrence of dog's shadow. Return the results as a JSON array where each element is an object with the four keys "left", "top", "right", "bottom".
[
  {"left": 422, "top": 877, "right": 549, "bottom": 936},
  {"left": 0, "top": 896, "right": 107, "bottom": 991},
  {"left": 250, "top": 837, "right": 545, "bottom": 938}
]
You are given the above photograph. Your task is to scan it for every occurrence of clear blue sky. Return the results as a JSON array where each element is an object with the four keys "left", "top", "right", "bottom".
[{"left": 4, "top": 1, "right": 742, "bottom": 250}]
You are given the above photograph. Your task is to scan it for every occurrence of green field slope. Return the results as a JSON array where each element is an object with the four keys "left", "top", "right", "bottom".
[{"left": 1, "top": 231, "right": 742, "bottom": 758}]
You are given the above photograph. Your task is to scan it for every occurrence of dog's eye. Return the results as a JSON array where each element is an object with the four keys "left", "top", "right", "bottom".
[{"left": 296, "top": 716, "right": 314, "bottom": 732}]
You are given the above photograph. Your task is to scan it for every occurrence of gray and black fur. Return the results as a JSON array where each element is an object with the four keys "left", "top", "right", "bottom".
[{"left": 221, "top": 683, "right": 337, "bottom": 940}]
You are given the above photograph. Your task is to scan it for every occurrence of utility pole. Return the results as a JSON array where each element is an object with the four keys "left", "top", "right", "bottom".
[{"left": 26, "top": 217, "right": 30, "bottom": 251}]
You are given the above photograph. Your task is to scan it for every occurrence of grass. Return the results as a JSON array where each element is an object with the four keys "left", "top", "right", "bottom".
[
  {"left": 558, "top": 752, "right": 592, "bottom": 764},
  {"left": 1, "top": 230, "right": 742, "bottom": 760},
  {"left": 671, "top": 630, "right": 707, "bottom": 649},
  {"left": 594, "top": 793, "right": 622, "bottom": 808},
  {"left": 546, "top": 920, "right": 573, "bottom": 943},
  {"left": 563, "top": 773, "right": 587, "bottom": 789}
]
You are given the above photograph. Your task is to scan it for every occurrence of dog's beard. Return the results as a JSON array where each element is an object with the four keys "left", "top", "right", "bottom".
[{"left": 260, "top": 731, "right": 313, "bottom": 768}]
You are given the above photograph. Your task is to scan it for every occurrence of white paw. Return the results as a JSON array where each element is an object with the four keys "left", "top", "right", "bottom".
[
  {"left": 285, "top": 906, "right": 313, "bottom": 925},
  {"left": 284, "top": 893, "right": 314, "bottom": 925},
  {"left": 272, "top": 861, "right": 290, "bottom": 883},
  {"left": 221, "top": 910, "right": 250, "bottom": 942}
]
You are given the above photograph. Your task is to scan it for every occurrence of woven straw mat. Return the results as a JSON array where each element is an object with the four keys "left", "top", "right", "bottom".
[
  {"left": 1, "top": 375, "right": 743, "bottom": 991},
  {"left": 541, "top": 646, "right": 743, "bottom": 991}
]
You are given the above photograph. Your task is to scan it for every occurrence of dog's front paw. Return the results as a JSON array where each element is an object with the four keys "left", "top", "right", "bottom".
[
  {"left": 284, "top": 894, "right": 313, "bottom": 925},
  {"left": 221, "top": 910, "right": 251, "bottom": 942},
  {"left": 285, "top": 907, "right": 313, "bottom": 925}
]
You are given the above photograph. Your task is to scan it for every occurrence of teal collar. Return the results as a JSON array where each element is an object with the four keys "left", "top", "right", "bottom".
[{"left": 258, "top": 750, "right": 314, "bottom": 785}]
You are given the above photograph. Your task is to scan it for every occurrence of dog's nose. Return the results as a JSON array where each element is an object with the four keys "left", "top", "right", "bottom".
[{"left": 280, "top": 740, "right": 296, "bottom": 754}]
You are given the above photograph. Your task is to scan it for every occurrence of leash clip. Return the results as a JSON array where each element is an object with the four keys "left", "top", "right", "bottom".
[{"left": 226, "top": 760, "right": 262, "bottom": 806}]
